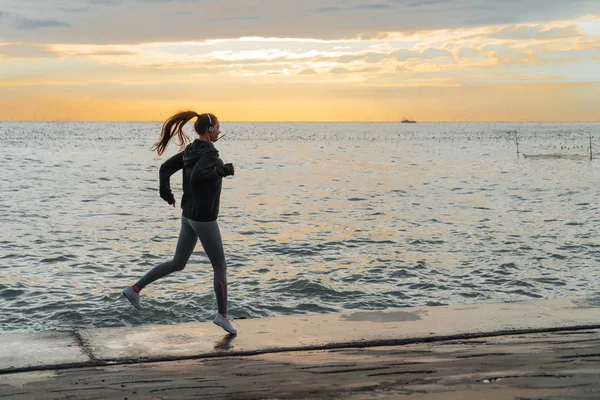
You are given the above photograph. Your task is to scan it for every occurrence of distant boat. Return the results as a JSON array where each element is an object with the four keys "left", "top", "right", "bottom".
[{"left": 401, "top": 118, "right": 416, "bottom": 123}]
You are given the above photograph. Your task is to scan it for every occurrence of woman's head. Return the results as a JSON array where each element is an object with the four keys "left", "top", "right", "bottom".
[
  {"left": 152, "top": 111, "right": 220, "bottom": 155},
  {"left": 193, "top": 113, "right": 221, "bottom": 143}
]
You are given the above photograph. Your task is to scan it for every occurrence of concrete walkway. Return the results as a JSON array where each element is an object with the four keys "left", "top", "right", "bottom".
[
  {"left": 2, "top": 329, "right": 599, "bottom": 399},
  {"left": 1, "top": 297, "right": 599, "bottom": 398}
]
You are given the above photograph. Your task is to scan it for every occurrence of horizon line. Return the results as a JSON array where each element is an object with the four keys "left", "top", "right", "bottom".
[{"left": 1, "top": 120, "right": 599, "bottom": 123}]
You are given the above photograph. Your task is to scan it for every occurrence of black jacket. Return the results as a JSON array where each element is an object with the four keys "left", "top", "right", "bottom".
[{"left": 159, "top": 140, "right": 234, "bottom": 222}]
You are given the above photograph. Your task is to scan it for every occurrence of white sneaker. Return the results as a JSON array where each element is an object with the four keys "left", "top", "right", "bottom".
[
  {"left": 214, "top": 314, "right": 237, "bottom": 335},
  {"left": 122, "top": 286, "right": 141, "bottom": 310}
]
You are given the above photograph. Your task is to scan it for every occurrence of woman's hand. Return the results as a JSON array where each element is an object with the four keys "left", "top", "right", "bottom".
[{"left": 223, "top": 163, "right": 235, "bottom": 177}]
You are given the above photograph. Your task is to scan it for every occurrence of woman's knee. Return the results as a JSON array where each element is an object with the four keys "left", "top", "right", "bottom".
[
  {"left": 212, "top": 263, "right": 227, "bottom": 278},
  {"left": 171, "top": 259, "right": 187, "bottom": 272}
]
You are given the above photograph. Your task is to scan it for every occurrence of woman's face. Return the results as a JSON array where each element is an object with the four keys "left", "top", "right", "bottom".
[{"left": 209, "top": 120, "right": 221, "bottom": 142}]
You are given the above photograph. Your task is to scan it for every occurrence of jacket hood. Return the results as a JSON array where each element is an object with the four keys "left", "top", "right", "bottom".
[{"left": 183, "top": 139, "right": 220, "bottom": 168}]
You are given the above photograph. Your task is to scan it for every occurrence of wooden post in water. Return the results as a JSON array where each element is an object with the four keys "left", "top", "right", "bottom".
[
  {"left": 515, "top": 132, "right": 520, "bottom": 159},
  {"left": 590, "top": 134, "right": 593, "bottom": 161}
]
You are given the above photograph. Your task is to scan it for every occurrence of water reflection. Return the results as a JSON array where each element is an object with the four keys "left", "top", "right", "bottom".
[{"left": 1, "top": 121, "right": 599, "bottom": 332}]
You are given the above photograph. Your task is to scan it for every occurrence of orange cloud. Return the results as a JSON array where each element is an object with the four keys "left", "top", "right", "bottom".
[{"left": 1, "top": 16, "right": 599, "bottom": 121}]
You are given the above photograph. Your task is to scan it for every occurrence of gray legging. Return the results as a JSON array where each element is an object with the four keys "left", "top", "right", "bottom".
[{"left": 135, "top": 217, "right": 228, "bottom": 314}]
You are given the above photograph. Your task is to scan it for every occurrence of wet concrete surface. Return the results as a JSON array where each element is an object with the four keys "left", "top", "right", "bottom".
[
  {"left": 1, "top": 297, "right": 600, "bottom": 372},
  {"left": 1, "top": 329, "right": 599, "bottom": 399},
  {"left": 0, "top": 331, "right": 88, "bottom": 372}
]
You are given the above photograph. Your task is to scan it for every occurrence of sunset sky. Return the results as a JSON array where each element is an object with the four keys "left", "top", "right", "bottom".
[{"left": 1, "top": 0, "right": 599, "bottom": 121}]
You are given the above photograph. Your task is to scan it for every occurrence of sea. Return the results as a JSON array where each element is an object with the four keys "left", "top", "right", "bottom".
[{"left": 1, "top": 121, "right": 599, "bottom": 333}]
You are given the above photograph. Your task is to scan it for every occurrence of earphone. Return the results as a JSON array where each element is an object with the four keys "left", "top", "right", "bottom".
[{"left": 206, "top": 114, "right": 215, "bottom": 133}]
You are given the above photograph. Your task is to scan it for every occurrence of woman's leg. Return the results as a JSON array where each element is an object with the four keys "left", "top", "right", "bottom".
[
  {"left": 134, "top": 217, "right": 198, "bottom": 291},
  {"left": 189, "top": 220, "right": 228, "bottom": 315}
]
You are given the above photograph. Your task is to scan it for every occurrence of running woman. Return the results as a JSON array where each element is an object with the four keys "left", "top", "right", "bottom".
[{"left": 122, "top": 111, "right": 237, "bottom": 334}]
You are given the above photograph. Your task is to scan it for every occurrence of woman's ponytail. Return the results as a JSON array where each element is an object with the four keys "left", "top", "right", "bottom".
[{"left": 151, "top": 111, "right": 198, "bottom": 155}]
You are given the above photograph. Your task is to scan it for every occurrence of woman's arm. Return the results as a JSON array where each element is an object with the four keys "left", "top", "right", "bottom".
[
  {"left": 190, "top": 161, "right": 234, "bottom": 183},
  {"left": 159, "top": 152, "right": 184, "bottom": 205}
]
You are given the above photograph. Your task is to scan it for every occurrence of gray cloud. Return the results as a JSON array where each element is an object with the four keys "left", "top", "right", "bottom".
[
  {"left": 76, "top": 49, "right": 139, "bottom": 56},
  {"left": 15, "top": 17, "right": 71, "bottom": 30},
  {"left": 88, "top": 0, "right": 121, "bottom": 5},
  {"left": 337, "top": 54, "right": 364, "bottom": 63},
  {"left": 406, "top": 0, "right": 452, "bottom": 7},
  {"left": 205, "top": 16, "right": 260, "bottom": 23},
  {"left": 1, "top": 0, "right": 599, "bottom": 44},
  {"left": 317, "top": 7, "right": 344, "bottom": 12},
  {"left": 356, "top": 4, "right": 394, "bottom": 10},
  {"left": 58, "top": 7, "right": 89, "bottom": 13},
  {"left": 317, "top": 3, "right": 393, "bottom": 12},
  {"left": 393, "top": 49, "right": 420, "bottom": 61},
  {"left": 422, "top": 48, "right": 452, "bottom": 58},
  {"left": 1, "top": 11, "right": 72, "bottom": 30},
  {"left": 457, "top": 48, "right": 479, "bottom": 58},
  {"left": 366, "top": 53, "right": 389, "bottom": 63},
  {"left": 134, "top": 0, "right": 201, "bottom": 3}
]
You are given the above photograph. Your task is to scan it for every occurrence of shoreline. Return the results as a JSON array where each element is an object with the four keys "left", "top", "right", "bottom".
[
  {"left": 2, "top": 296, "right": 599, "bottom": 374},
  {"left": 1, "top": 297, "right": 599, "bottom": 399}
]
